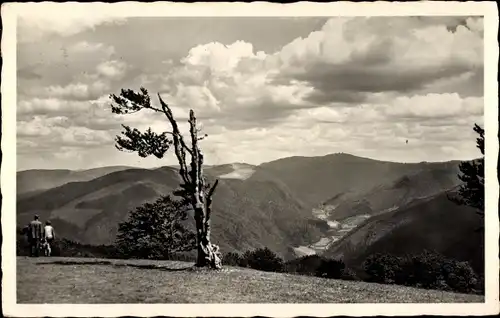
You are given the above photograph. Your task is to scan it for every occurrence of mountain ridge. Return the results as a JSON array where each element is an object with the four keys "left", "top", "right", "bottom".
[
  {"left": 17, "top": 152, "right": 476, "bottom": 264},
  {"left": 323, "top": 189, "right": 484, "bottom": 275},
  {"left": 17, "top": 152, "right": 474, "bottom": 173}
]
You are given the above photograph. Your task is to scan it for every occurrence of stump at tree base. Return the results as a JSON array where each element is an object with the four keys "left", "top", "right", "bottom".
[{"left": 196, "top": 242, "right": 222, "bottom": 269}]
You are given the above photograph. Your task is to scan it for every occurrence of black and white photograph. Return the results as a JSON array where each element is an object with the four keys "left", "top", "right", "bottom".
[{"left": 2, "top": 1, "right": 499, "bottom": 317}]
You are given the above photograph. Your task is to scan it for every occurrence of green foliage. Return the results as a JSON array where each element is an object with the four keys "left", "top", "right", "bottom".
[
  {"left": 363, "top": 251, "right": 482, "bottom": 294},
  {"left": 115, "top": 195, "right": 196, "bottom": 260},
  {"left": 241, "top": 247, "right": 284, "bottom": 272}
]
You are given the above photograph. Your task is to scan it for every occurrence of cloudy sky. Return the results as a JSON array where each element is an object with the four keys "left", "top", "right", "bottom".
[{"left": 17, "top": 14, "right": 484, "bottom": 171}]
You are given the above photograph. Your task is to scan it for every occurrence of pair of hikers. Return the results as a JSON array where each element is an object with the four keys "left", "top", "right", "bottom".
[{"left": 26, "top": 215, "right": 56, "bottom": 257}]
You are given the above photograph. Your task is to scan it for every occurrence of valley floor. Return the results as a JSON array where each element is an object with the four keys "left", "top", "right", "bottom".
[{"left": 17, "top": 257, "right": 484, "bottom": 303}]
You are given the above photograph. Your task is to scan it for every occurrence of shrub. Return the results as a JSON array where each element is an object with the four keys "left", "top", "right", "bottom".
[
  {"left": 316, "top": 258, "right": 346, "bottom": 279},
  {"left": 405, "top": 251, "right": 446, "bottom": 289},
  {"left": 475, "top": 273, "right": 485, "bottom": 295},
  {"left": 363, "top": 250, "right": 482, "bottom": 294},
  {"left": 115, "top": 195, "right": 196, "bottom": 260},
  {"left": 339, "top": 267, "right": 359, "bottom": 281},
  {"left": 441, "top": 259, "right": 479, "bottom": 294},
  {"left": 285, "top": 255, "right": 324, "bottom": 276},
  {"left": 241, "top": 247, "right": 284, "bottom": 272},
  {"left": 284, "top": 255, "right": 359, "bottom": 281},
  {"left": 363, "top": 253, "right": 404, "bottom": 284},
  {"left": 223, "top": 252, "right": 243, "bottom": 267},
  {"left": 239, "top": 251, "right": 251, "bottom": 268}
]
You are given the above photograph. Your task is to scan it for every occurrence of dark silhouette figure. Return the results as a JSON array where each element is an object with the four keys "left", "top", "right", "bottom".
[
  {"left": 28, "top": 215, "right": 43, "bottom": 257},
  {"left": 406, "top": 140, "right": 408, "bottom": 144}
]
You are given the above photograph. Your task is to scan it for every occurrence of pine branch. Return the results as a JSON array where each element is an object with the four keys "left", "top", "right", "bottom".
[
  {"left": 474, "top": 123, "right": 485, "bottom": 155},
  {"left": 110, "top": 87, "right": 164, "bottom": 114},
  {"left": 115, "top": 125, "right": 172, "bottom": 158}
]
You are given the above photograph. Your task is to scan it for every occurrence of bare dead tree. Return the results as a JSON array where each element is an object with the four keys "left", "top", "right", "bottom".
[{"left": 109, "top": 87, "right": 222, "bottom": 269}]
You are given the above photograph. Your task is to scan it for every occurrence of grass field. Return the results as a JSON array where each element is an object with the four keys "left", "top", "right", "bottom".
[{"left": 17, "top": 256, "right": 484, "bottom": 303}]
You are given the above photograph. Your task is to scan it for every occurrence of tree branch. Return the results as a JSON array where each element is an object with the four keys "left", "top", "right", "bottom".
[
  {"left": 110, "top": 87, "right": 167, "bottom": 118},
  {"left": 205, "top": 179, "right": 219, "bottom": 223},
  {"left": 208, "top": 179, "right": 219, "bottom": 198},
  {"left": 115, "top": 125, "right": 172, "bottom": 158},
  {"left": 156, "top": 93, "right": 193, "bottom": 185},
  {"left": 157, "top": 94, "right": 193, "bottom": 155}
]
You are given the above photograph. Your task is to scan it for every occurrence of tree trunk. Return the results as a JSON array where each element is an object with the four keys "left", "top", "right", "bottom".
[
  {"left": 186, "top": 109, "right": 221, "bottom": 269},
  {"left": 157, "top": 96, "right": 221, "bottom": 269},
  {"left": 194, "top": 206, "right": 221, "bottom": 269}
]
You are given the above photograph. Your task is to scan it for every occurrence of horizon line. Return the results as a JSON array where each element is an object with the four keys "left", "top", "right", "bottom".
[{"left": 16, "top": 152, "right": 475, "bottom": 173}]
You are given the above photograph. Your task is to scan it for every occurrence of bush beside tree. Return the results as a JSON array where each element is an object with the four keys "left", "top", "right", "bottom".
[
  {"left": 223, "top": 252, "right": 243, "bottom": 266},
  {"left": 240, "top": 247, "right": 285, "bottom": 272},
  {"left": 115, "top": 195, "right": 196, "bottom": 260},
  {"left": 285, "top": 254, "right": 325, "bottom": 276}
]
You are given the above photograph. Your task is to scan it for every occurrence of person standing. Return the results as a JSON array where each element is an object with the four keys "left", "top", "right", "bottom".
[
  {"left": 43, "top": 220, "right": 55, "bottom": 256},
  {"left": 28, "top": 215, "right": 43, "bottom": 257}
]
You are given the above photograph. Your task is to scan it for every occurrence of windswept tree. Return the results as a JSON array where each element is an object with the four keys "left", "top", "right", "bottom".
[
  {"left": 450, "top": 124, "right": 485, "bottom": 218},
  {"left": 109, "top": 88, "right": 222, "bottom": 269},
  {"left": 115, "top": 195, "right": 196, "bottom": 260}
]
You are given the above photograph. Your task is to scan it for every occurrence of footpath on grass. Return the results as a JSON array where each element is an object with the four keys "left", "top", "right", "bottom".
[{"left": 17, "top": 256, "right": 485, "bottom": 303}]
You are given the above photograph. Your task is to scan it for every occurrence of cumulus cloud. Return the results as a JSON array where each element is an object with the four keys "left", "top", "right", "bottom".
[
  {"left": 24, "top": 128, "right": 112, "bottom": 149},
  {"left": 151, "top": 16, "right": 483, "bottom": 128},
  {"left": 275, "top": 17, "right": 483, "bottom": 103},
  {"left": 17, "top": 113, "right": 115, "bottom": 169},
  {"left": 156, "top": 40, "right": 314, "bottom": 124},
  {"left": 181, "top": 41, "right": 262, "bottom": 73},
  {"left": 96, "top": 60, "right": 128, "bottom": 80},
  {"left": 384, "top": 94, "right": 484, "bottom": 119},
  {"left": 17, "top": 39, "right": 118, "bottom": 101},
  {"left": 42, "top": 82, "right": 111, "bottom": 101},
  {"left": 16, "top": 16, "right": 485, "bottom": 170},
  {"left": 17, "top": 98, "right": 96, "bottom": 117}
]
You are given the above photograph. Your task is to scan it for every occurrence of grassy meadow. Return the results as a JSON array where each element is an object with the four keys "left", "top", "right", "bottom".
[{"left": 17, "top": 256, "right": 484, "bottom": 303}]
